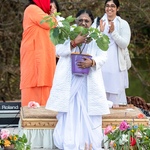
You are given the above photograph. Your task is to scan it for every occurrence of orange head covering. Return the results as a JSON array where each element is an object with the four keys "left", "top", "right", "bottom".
[{"left": 33, "top": 0, "right": 51, "bottom": 14}]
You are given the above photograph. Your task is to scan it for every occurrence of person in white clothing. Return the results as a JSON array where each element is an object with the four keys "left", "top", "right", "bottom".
[
  {"left": 46, "top": 9, "right": 110, "bottom": 150},
  {"left": 93, "top": 0, "right": 131, "bottom": 107}
]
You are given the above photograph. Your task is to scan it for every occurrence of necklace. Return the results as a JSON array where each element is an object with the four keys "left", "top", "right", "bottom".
[
  {"left": 108, "top": 17, "right": 115, "bottom": 22},
  {"left": 108, "top": 19, "right": 113, "bottom": 22}
]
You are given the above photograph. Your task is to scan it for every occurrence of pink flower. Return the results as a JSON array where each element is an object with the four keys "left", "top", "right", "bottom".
[
  {"left": 137, "top": 113, "right": 144, "bottom": 119},
  {"left": 0, "top": 129, "right": 10, "bottom": 139},
  {"left": 28, "top": 101, "right": 40, "bottom": 108},
  {"left": 104, "top": 125, "right": 113, "bottom": 135},
  {"left": 119, "top": 121, "right": 129, "bottom": 131},
  {"left": 110, "top": 140, "right": 115, "bottom": 148}
]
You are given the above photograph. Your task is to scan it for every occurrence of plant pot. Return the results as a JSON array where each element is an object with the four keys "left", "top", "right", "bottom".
[
  {"left": 129, "top": 146, "right": 138, "bottom": 150},
  {"left": 113, "top": 145, "right": 138, "bottom": 150},
  {"left": 71, "top": 53, "right": 92, "bottom": 76},
  {"left": 3, "top": 144, "right": 15, "bottom": 150}
]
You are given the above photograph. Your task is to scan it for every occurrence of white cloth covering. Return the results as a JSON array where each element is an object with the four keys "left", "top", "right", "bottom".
[
  {"left": 22, "top": 129, "right": 55, "bottom": 149},
  {"left": 18, "top": 122, "right": 109, "bottom": 149},
  {"left": 18, "top": 120, "right": 56, "bottom": 149}
]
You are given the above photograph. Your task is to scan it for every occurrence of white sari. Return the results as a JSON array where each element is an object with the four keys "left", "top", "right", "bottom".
[{"left": 53, "top": 75, "right": 103, "bottom": 150}]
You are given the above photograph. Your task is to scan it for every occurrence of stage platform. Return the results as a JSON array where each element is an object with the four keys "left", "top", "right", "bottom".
[
  {"left": 21, "top": 105, "right": 149, "bottom": 129},
  {"left": 102, "top": 105, "right": 149, "bottom": 127},
  {"left": 21, "top": 106, "right": 58, "bottom": 129},
  {"left": 20, "top": 105, "right": 149, "bottom": 149}
]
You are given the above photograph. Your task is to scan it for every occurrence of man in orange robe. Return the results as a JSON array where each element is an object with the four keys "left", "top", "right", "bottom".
[{"left": 20, "top": 0, "right": 57, "bottom": 106}]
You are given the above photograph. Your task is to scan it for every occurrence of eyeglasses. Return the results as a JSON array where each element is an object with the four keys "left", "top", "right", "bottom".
[{"left": 105, "top": 4, "right": 116, "bottom": 8}]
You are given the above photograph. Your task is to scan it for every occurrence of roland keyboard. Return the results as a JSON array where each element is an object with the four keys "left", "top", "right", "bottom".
[{"left": 0, "top": 101, "right": 21, "bottom": 127}]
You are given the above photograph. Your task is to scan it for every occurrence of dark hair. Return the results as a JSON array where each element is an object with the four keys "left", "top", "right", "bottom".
[
  {"left": 104, "top": 0, "right": 120, "bottom": 16},
  {"left": 28, "top": 0, "right": 35, "bottom": 4},
  {"left": 51, "top": 0, "right": 60, "bottom": 12},
  {"left": 76, "top": 9, "right": 94, "bottom": 24}
]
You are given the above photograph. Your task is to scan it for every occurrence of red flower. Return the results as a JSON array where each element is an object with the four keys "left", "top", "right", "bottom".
[{"left": 130, "top": 137, "right": 136, "bottom": 146}]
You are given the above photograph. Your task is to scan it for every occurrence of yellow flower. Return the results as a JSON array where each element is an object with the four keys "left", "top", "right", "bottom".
[
  {"left": 13, "top": 136, "right": 18, "bottom": 141},
  {"left": 131, "top": 129, "right": 134, "bottom": 133},
  {"left": 112, "top": 125, "right": 117, "bottom": 130},
  {"left": 113, "top": 143, "right": 117, "bottom": 147},
  {"left": 4, "top": 140, "right": 11, "bottom": 147}
]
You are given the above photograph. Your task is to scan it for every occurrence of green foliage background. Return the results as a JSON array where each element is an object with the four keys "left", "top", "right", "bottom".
[{"left": 0, "top": 0, "right": 149, "bottom": 102}]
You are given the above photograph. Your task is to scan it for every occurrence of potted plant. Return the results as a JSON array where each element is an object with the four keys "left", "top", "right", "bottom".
[
  {"left": 41, "top": 13, "right": 110, "bottom": 75},
  {"left": 0, "top": 129, "right": 30, "bottom": 150}
]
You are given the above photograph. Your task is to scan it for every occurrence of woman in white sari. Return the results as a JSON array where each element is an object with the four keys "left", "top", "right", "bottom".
[{"left": 46, "top": 9, "right": 110, "bottom": 150}]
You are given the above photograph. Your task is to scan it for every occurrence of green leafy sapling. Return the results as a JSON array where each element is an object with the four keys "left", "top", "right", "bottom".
[{"left": 41, "top": 13, "right": 110, "bottom": 54}]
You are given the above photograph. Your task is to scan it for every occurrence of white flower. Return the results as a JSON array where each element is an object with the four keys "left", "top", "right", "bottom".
[
  {"left": 135, "top": 131, "right": 142, "bottom": 138},
  {"left": 119, "top": 134, "right": 128, "bottom": 145},
  {"left": 56, "top": 16, "right": 64, "bottom": 27}
]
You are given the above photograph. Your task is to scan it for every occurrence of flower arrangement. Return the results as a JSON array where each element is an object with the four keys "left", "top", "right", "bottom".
[
  {"left": 41, "top": 13, "right": 110, "bottom": 54},
  {"left": 0, "top": 129, "right": 30, "bottom": 150},
  {"left": 104, "top": 116, "right": 150, "bottom": 150}
]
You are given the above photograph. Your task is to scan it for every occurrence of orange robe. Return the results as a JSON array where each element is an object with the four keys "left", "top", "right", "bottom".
[{"left": 20, "top": 4, "right": 56, "bottom": 106}]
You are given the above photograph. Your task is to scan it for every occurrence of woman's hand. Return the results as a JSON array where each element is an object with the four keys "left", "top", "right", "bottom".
[
  {"left": 99, "top": 19, "right": 106, "bottom": 32},
  {"left": 74, "top": 33, "right": 87, "bottom": 45},
  {"left": 70, "top": 33, "right": 88, "bottom": 49},
  {"left": 108, "top": 21, "right": 114, "bottom": 33},
  {"left": 77, "top": 57, "right": 93, "bottom": 68},
  {"left": 99, "top": 20, "right": 114, "bottom": 33}
]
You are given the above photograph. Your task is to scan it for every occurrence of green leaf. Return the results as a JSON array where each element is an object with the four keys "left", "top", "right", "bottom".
[
  {"left": 89, "top": 32, "right": 99, "bottom": 40},
  {"left": 96, "top": 37, "right": 109, "bottom": 51},
  {"left": 65, "top": 15, "right": 76, "bottom": 23},
  {"left": 61, "top": 23, "right": 71, "bottom": 33},
  {"left": 73, "top": 26, "right": 86, "bottom": 34},
  {"left": 50, "top": 28, "right": 60, "bottom": 45},
  {"left": 41, "top": 16, "right": 56, "bottom": 29},
  {"left": 52, "top": 27, "right": 59, "bottom": 37},
  {"left": 69, "top": 31, "right": 78, "bottom": 40}
]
